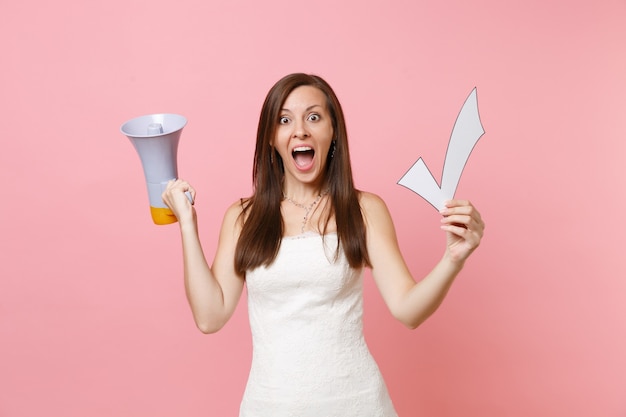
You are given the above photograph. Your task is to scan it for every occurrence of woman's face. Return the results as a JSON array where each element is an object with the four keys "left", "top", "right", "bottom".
[{"left": 272, "top": 85, "right": 334, "bottom": 189}]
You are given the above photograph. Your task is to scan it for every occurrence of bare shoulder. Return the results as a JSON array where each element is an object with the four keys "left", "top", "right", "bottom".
[
  {"left": 359, "top": 191, "right": 392, "bottom": 220},
  {"left": 358, "top": 191, "right": 397, "bottom": 240},
  {"left": 221, "top": 198, "right": 249, "bottom": 235},
  {"left": 358, "top": 191, "right": 403, "bottom": 272}
]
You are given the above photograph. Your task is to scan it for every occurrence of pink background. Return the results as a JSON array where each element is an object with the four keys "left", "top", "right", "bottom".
[{"left": 1, "top": 1, "right": 625, "bottom": 416}]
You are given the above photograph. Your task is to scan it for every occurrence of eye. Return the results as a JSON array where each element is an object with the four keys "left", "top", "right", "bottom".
[
  {"left": 308, "top": 113, "right": 321, "bottom": 122},
  {"left": 279, "top": 116, "right": 290, "bottom": 124}
]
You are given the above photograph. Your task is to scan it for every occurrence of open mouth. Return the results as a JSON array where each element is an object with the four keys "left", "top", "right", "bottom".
[{"left": 292, "top": 146, "right": 315, "bottom": 167}]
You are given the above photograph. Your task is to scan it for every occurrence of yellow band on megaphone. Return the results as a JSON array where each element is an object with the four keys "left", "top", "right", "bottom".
[{"left": 150, "top": 206, "right": 178, "bottom": 225}]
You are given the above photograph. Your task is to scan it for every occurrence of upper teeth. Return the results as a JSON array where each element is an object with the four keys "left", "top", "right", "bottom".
[{"left": 293, "top": 146, "right": 312, "bottom": 152}]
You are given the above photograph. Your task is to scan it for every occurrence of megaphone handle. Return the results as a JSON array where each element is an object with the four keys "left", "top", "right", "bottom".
[{"left": 185, "top": 190, "right": 194, "bottom": 205}]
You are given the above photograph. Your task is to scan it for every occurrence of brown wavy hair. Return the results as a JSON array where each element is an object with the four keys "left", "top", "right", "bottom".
[{"left": 234, "top": 73, "right": 370, "bottom": 275}]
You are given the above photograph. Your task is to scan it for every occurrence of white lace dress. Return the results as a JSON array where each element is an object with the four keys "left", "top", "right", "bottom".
[{"left": 240, "top": 232, "right": 398, "bottom": 417}]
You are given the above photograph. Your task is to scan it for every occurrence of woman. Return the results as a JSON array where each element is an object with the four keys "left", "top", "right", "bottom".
[{"left": 162, "top": 73, "right": 485, "bottom": 416}]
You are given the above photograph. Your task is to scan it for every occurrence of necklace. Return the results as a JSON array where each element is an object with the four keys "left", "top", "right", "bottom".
[{"left": 283, "top": 189, "right": 329, "bottom": 234}]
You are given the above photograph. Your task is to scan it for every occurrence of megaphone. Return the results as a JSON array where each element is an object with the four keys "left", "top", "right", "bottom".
[{"left": 121, "top": 113, "right": 191, "bottom": 225}]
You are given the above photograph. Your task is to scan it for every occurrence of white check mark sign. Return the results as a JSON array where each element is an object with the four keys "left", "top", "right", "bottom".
[{"left": 398, "top": 88, "right": 485, "bottom": 211}]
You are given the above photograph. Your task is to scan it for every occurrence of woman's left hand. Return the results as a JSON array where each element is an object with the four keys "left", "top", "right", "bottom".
[{"left": 439, "top": 199, "right": 485, "bottom": 264}]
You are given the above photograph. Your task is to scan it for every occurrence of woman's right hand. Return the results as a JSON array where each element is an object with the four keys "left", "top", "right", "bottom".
[{"left": 162, "top": 179, "right": 197, "bottom": 225}]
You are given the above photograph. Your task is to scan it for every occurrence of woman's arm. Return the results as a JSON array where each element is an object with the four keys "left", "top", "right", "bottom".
[
  {"left": 361, "top": 192, "right": 484, "bottom": 329},
  {"left": 162, "top": 180, "right": 245, "bottom": 334}
]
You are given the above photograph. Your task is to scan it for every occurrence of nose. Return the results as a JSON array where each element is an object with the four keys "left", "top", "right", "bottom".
[{"left": 292, "top": 119, "right": 310, "bottom": 139}]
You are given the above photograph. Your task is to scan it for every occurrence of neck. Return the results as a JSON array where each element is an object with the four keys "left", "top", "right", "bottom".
[
  {"left": 283, "top": 188, "right": 328, "bottom": 206},
  {"left": 281, "top": 181, "right": 326, "bottom": 204}
]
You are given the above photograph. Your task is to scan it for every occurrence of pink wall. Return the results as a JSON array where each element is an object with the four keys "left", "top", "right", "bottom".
[{"left": 1, "top": 1, "right": 625, "bottom": 416}]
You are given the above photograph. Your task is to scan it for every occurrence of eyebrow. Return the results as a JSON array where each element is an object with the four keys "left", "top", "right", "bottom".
[{"left": 280, "top": 104, "right": 323, "bottom": 113}]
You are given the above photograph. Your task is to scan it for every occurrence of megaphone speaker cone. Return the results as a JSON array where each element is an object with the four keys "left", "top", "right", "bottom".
[{"left": 120, "top": 113, "right": 188, "bottom": 225}]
